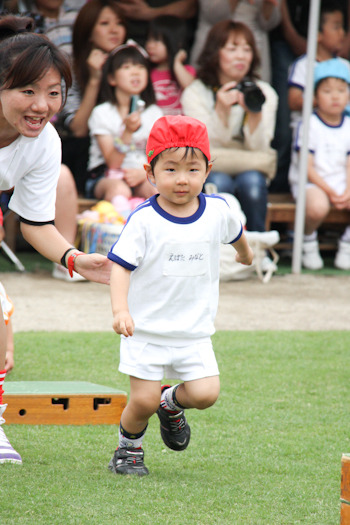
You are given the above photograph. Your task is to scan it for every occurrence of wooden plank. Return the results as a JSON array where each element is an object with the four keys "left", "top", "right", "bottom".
[
  {"left": 341, "top": 454, "right": 350, "bottom": 503},
  {"left": 3, "top": 382, "right": 127, "bottom": 425}
]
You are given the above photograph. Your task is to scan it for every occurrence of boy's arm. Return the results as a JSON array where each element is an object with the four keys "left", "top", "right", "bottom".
[
  {"left": 288, "top": 85, "right": 304, "bottom": 111},
  {"left": 110, "top": 263, "right": 134, "bottom": 337},
  {"left": 231, "top": 231, "right": 254, "bottom": 266},
  {"left": 307, "top": 153, "right": 338, "bottom": 201}
]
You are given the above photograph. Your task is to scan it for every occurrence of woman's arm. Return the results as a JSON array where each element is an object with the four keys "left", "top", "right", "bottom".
[
  {"left": 20, "top": 223, "right": 111, "bottom": 284},
  {"left": 69, "top": 50, "right": 108, "bottom": 137},
  {"left": 117, "top": 0, "right": 197, "bottom": 20},
  {"left": 110, "top": 263, "right": 134, "bottom": 337}
]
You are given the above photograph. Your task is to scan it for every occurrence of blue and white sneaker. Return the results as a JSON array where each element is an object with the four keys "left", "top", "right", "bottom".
[{"left": 157, "top": 385, "right": 191, "bottom": 451}]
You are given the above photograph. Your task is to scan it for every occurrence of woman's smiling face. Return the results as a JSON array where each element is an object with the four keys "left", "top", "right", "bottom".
[
  {"left": 218, "top": 32, "right": 253, "bottom": 85},
  {"left": 0, "top": 66, "right": 62, "bottom": 139}
]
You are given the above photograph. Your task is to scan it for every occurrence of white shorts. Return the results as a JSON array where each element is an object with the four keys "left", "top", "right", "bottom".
[{"left": 119, "top": 337, "right": 219, "bottom": 381}]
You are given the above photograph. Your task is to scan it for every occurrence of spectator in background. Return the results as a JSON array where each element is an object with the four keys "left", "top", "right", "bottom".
[
  {"left": 190, "top": 0, "right": 281, "bottom": 84},
  {"left": 288, "top": 0, "right": 349, "bottom": 136},
  {"left": 288, "top": 59, "right": 350, "bottom": 270},
  {"left": 13, "top": 0, "right": 79, "bottom": 55},
  {"left": 182, "top": 20, "right": 278, "bottom": 238},
  {"left": 115, "top": 0, "right": 197, "bottom": 50},
  {"left": 57, "top": 0, "right": 127, "bottom": 195},
  {"left": 145, "top": 15, "right": 196, "bottom": 115},
  {"left": 268, "top": 0, "right": 309, "bottom": 193},
  {"left": 86, "top": 42, "right": 162, "bottom": 204}
]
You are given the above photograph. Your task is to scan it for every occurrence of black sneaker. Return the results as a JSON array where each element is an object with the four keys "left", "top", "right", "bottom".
[
  {"left": 108, "top": 447, "right": 149, "bottom": 476},
  {"left": 157, "top": 386, "right": 191, "bottom": 451}
]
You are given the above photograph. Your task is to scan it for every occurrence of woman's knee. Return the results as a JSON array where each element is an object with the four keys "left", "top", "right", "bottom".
[
  {"left": 207, "top": 172, "right": 235, "bottom": 194},
  {"left": 236, "top": 171, "right": 267, "bottom": 201}
]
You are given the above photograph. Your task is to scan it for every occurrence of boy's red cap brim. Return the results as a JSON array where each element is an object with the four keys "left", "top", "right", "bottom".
[{"left": 146, "top": 115, "right": 210, "bottom": 163}]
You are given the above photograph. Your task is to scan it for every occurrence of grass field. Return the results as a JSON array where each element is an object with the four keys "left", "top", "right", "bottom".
[{"left": 2, "top": 331, "right": 349, "bottom": 524}]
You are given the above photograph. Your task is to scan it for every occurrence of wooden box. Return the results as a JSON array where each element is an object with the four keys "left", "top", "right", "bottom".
[{"left": 3, "top": 381, "right": 127, "bottom": 425}]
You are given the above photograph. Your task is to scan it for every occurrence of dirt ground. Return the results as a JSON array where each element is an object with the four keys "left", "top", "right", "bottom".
[{"left": 1, "top": 270, "right": 349, "bottom": 332}]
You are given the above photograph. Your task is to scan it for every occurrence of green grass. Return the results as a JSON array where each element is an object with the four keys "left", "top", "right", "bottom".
[{"left": 3, "top": 331, "right": 350, "bottom": 524}]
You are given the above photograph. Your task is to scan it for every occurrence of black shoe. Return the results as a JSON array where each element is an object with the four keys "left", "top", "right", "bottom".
[
  {"left": 108, "top": 447, "right": 149, "bottom": 476},
  {"left": 157, "top": 386, "right": 191, "bottom": 451}
]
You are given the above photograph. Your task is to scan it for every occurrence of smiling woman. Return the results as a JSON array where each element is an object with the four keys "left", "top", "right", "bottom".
[{"left": 0, "top": 16, "right": 112, "bottom": 465}]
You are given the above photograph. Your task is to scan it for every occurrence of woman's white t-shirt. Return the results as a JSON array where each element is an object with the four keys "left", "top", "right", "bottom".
[{"left": 0, "top": 123, "right": 61, "bottom": 222}]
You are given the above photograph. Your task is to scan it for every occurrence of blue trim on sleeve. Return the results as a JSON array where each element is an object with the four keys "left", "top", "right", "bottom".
[
  {"left": 228, "top": 223, "right": 243, "bottom": 244},
  {"left": 107, "top": 252, "right": 137, "bottom": 271}
]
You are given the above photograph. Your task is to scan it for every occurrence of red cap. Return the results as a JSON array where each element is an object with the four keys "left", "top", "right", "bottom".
[{"left": 146, "top": 115, "right": 210, "bottom": 163}]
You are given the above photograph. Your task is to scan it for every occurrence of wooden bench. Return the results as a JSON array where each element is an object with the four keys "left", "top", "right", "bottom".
[
  {"left": 265, "top": 193, "right": 350, "bottom": 251},
  {"left": 3, "top": 381, "right": 127, "bottom": 425}
]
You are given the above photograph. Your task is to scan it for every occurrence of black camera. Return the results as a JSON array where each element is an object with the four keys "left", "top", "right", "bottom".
[{"left": 235, "top": 78, "right": 266, "bottom": 113}]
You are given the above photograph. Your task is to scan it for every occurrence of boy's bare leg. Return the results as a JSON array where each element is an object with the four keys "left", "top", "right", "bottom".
[{"left": 121, "top": 376, "right": 161, "bottom": 434}]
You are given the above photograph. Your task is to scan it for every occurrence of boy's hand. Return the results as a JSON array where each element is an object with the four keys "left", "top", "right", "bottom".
[
  {"left": 235, "top": 246, "right": 254, "bottom": 266},
  {"left": 113, "top": 310, "right": 134, "bottom": 337},
  {"left": 5, "top": 351, "right": 14, "bottom": 373}
]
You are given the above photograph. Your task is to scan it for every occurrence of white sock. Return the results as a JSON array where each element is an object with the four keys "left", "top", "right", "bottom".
[
  {"left": 303, "top": 232, "right": 317, "bottom": 243},
  {"left": 341, "top": 226, "right": 350, "bottom": 243},
  {"left": 160, "top": 384, "right": 183, "bottom": 412}
]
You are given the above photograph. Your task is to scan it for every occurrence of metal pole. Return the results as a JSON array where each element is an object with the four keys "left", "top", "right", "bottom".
[{"left": 291, "top": 0, "right": 321, "bottom": 273}]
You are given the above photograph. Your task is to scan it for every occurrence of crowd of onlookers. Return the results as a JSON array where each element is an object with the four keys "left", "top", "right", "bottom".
[{"left": 1, "top": 0, "right": 350, "bottom": 272}]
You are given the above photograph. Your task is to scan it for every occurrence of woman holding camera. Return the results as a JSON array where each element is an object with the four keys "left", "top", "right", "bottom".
[{"left": 181, "top": 20, "right": 278, "bottom": 233}]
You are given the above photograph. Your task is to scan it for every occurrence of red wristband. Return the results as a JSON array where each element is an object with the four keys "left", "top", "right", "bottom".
[{"left": 67, "top": 252, "right": 83, "bottom": 278}]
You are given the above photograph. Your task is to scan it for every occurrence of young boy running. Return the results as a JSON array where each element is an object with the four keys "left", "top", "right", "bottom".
[
  {"left": 289, "top": 59, "right": 350, "bottom": 270},
  {"left": 107, "top": 114, "right": 253, "bottom": 475}
]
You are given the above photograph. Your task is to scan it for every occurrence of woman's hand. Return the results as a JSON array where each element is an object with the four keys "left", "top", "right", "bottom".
[
  {"left": 74, "top": 253, "right": 112, "bottom": 284},
  {"left": 5, "top": 351, "right": 14, "bottom": 373},
  {"left": 123, "top": 168, "right": 146, "bottom": 188},
  {"left": 215, "top": 81, "right": 247, "bottom": 125},
  {"left": 87, "top": 49, "right": 108, "bottom": 82}
]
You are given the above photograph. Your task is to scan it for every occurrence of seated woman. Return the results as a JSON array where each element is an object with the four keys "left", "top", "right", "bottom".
[{"left": 181, "top": 20, "right": 278, "bottom": 235}]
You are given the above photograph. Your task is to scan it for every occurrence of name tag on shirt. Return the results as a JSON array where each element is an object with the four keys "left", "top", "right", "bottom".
[{"left": 162, "top": 242, "right": 210, "bottom": 276}]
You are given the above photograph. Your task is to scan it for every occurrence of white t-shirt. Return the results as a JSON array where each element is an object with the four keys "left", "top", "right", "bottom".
[
  {"left": 0, "top": 123, "right": 61, "bottom": 222},
  {"left": 108, "top": 193, "right": 243, "bottom": 345},
  {"left": 288, "top": 55, "right": 350, "bottom": 130},
  {"left": 289, "top": 112, "right": 350, "bottom": 195},
  {"left": 88, "top": 102, "right": 163, "bottom": 171}
]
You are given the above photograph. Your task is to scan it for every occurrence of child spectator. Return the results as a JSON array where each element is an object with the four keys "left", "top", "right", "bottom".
[
  {"left": 145, "top": 15, "right": 196, "bottom": 115},
  {"left": 107, "top": 114, "right": 253, "bottom": 475},
  {"left": 288, "top": 0, "right": 350, "bottom": 134},
  {"left": 288, "top": 59, "right": 350, "bottom": 270},
  {"left": 86, "top": 42, "right": 163, "bottom": 204}
]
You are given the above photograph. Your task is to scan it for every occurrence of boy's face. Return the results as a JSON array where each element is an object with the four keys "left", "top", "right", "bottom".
[
  {"left": 319, "top": 11, "right": 345, "bottom": 54},
  {"left": 145, "top": 148, "right": 211, "bottom": 213},
  {"left": 315, "top": 77, "right": 349, "bottom": 117}
]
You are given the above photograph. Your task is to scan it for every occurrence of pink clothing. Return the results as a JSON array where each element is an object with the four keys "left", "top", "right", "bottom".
[{"left": 150, "top": 66, "right": 196, "bottom": 115}]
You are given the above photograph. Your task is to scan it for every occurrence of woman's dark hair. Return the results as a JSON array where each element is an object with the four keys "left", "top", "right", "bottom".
[
  {"left": 98, "top": 45, "right": 155, "bottom": 107},
  {"left": 0, "top": 14, "right": 35, "bottom": 41},
  {"left": 72, "top": 0, "right": 126, "bottom": 92},
  {"left": 0, "top": 17, "right": 72, "bottom": 108},
  {"left": 147, "top": 15, "right": 188, "bottom": 77},
  {"left": 197, "top": 20, "right": 260, "bottom": 88}
]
